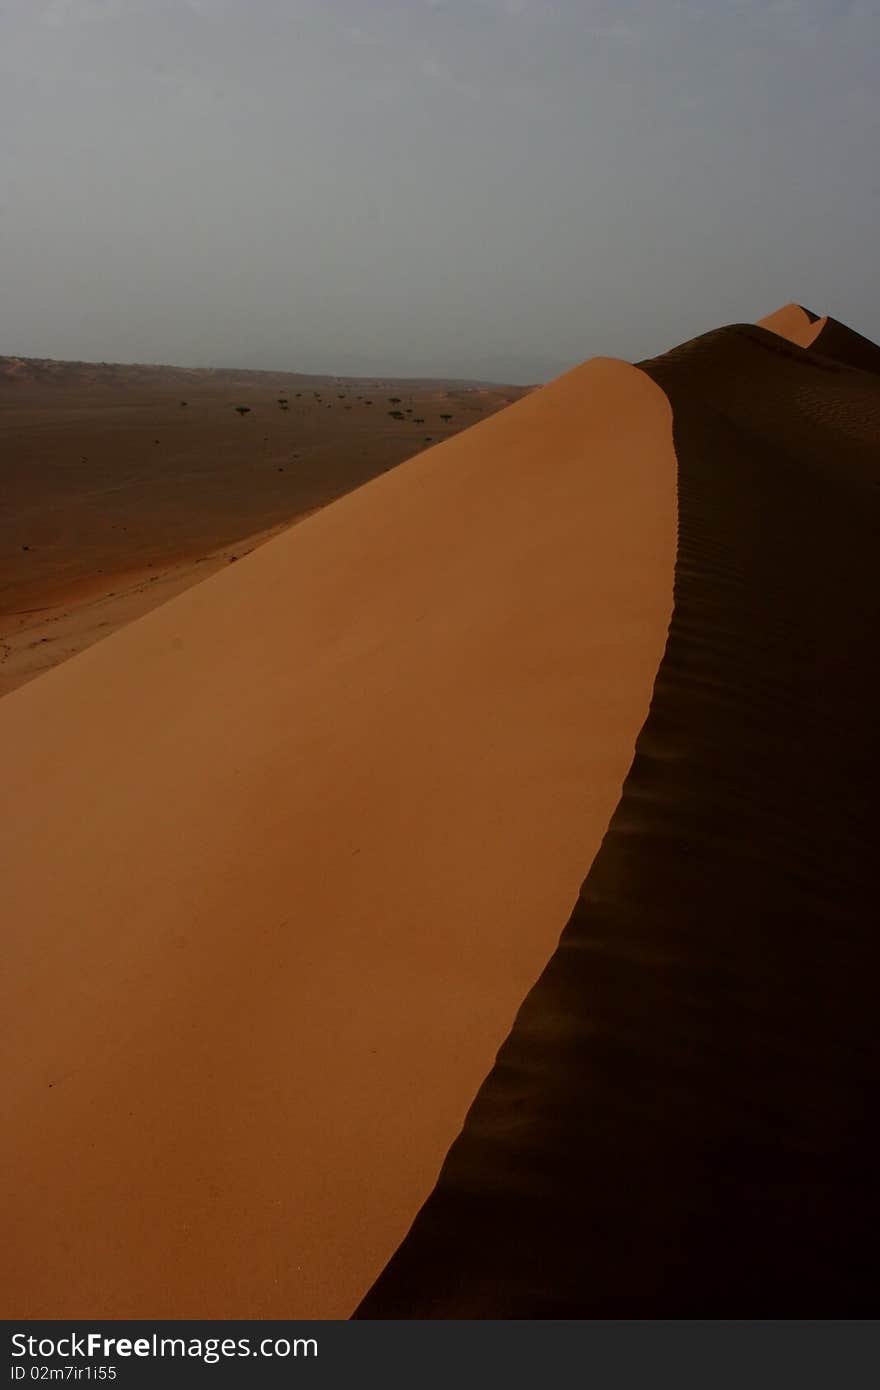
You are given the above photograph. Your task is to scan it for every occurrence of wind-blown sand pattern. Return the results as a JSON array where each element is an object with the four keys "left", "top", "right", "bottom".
[
  {"left": 355, "top": 314, "right": 880, "bottom": 1316},
  {"left": 1, "top": 359, "right": 676, "bottom": 1317}
]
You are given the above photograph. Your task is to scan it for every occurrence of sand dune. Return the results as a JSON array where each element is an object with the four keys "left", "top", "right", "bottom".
[
  {"left": 7, "top": 307, "right": 877, "bottom": 1320},
  {"left": 356, "top": 320, "right": 880, "bottom": 1317},
  {"left": 755, "top": 304, "right": 880, "bottom": 374},
  {"left": 809, "top": 315, "right": 880, "bottom": 374},
  {"left": 0, "top": 358, "right": 676, "bottom": 1317},
  {"left": 756, "top": 302, "right": 823, "bottom": 347}
]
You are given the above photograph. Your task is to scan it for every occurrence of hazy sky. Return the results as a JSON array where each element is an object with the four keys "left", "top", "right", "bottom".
[{"left": 2, "top": 1, "right": 877, "bottom": 381}]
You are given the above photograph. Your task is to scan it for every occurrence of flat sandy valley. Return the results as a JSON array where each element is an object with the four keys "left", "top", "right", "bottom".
[{"left": 0, "top": 359, "right": 527, "bottom": 695}]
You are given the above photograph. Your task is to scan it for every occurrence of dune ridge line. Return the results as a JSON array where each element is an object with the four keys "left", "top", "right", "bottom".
[{"left": 1, "top": 356, "right": 677, "bottom": 1318}]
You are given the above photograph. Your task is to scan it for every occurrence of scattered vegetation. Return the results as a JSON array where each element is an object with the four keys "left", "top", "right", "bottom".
[
  {"left": 234, "top": 406, "right": 251, "bottom": 416},
  {"left": 440, "top": 413, "right": 453, "bottom": 422}
]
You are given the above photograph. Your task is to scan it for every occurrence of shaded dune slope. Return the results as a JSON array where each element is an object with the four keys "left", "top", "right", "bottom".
[
  {"left": 0, "top": 360, "right": 676, "bottom": 1317},
  {"left": 809, "top": 315, "right": 880, "bottom": 375},
  {"left": 355, "top": 322, "right": 880, "bottom": 1317}
]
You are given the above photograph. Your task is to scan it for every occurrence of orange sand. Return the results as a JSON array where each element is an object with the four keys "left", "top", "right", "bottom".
[
  {"left": 1, "top": 358, "right": 676, "bottom": 1318},
  {"left": 757, "top": 303, "right": 826, "bottom": 348}
]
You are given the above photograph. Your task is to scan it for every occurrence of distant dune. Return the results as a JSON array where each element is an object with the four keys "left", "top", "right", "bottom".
[
  {"left": 0, "top": 357, "right": 676, "bottom": 1317},
  {"left": 757, "top": 303, "right": 880, "bottom": 373},
  {"left": 808, "top": 316, "right": 880, "bottom": 374},
  {"left": 2, "top": 305, "right": 878, "bottom": 1318},
  {"left": 756, "top": 301, "right": 824, "bottom": 346}
]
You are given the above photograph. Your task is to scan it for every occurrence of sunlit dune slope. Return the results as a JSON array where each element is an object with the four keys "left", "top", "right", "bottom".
[{"left": 0, "top": 357, "right": 676, "bottom": 1318}]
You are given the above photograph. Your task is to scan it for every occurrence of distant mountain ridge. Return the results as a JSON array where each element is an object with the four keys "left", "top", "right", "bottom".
[{"left": 0, "top": 354, "right": 511, "bottom": 391}]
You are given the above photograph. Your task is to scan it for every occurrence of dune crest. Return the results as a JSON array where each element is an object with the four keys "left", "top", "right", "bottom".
[
  {"left": 756, "top": 302, "right": 824, "bottom": 347},
  {"left": 758, "top": 305, "right": 880, "bottom": 373},
  {"left": 1, "top": 357, "right": 676, "bottom": 1317},
  {"left": 355, "top": 321, "right": 880, "bottom": 1317}
]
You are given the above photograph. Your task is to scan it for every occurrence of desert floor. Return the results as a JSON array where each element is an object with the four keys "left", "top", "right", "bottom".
[{"left": 1, "top": 370, "right": 525, "bottom": 694}]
